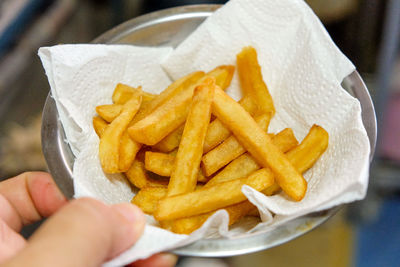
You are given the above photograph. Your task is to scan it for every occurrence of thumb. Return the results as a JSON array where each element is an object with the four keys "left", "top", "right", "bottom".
[{"left": 3, "top": 198, "right": 145, "bottom": 267}]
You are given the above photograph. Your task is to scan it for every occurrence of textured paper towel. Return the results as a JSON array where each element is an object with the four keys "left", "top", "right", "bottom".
[
  {"left": 38, "top": 0, "right": 371, "bottom": 265},
  {"left": 162, "top": 0, "right": 370, "bottom": 216},
  {"left": 39, "top": 44, "right": 173, "bottom": 203}
]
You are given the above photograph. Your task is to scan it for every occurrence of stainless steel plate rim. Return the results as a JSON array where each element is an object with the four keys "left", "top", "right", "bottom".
[{"left": 41, "top": 4, "right": 377, "bottom": 258}]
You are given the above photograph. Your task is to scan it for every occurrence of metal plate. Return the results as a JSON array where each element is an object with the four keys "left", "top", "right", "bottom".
[{"left": 41, "top": 5, "right": 377, "bottom": 257}]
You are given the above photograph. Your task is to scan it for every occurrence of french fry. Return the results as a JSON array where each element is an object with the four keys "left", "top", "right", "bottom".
[
  {"left": 206, "top": 154, "right": 259, "bottom": 188},
  {"left": 269, "top": 128, "right": 299, "bottom": 154},
  {"left": 100, "top": 89, "right": 150, "bottom": 172},
  {"left": 167, "top": 78, "right": 214, "bottom": 196},
  {"left": 246, "top": 207, "right": 260, "bottom": 217},
  {"left": 238, "top": 96, "right": 258, "bottom": 116},
  {"left": 206, "top": 65, "right": 235, "bottom": 90},
  {"left": 125, "top": 159, "right": 168, "bottom": 189},
  {"left": 286, "top": 124, "right": 329, "bottom": 174},
  {"left": 145, "top": 151, "right": 174, "bottom": 177},
  {"left": 201, "top": 113, "right": 271, "bottom": 176},
  {"left": 93, "top": 114, "right": 140, "bottom": 173},
  {"left": 130, "top": 184, "right": 205, "bottom": 217},
  {"left": 96, "top": 104, "right": 123, "bottom": 122},
  {"left": 212, "top": 87, "right": 306, "bottom": 201},
  {"left": 176, "top": 124, "right": 326, "bottom": 231},
  {"left": 142, "top": 91, "right": 156, "bottom": 103},
  {"left": 99, "top": 92, "right": 142, "bottom": 173},
  {"left": 112, "top": 83, "right": 146, "bottom": 104},
  {"left": 106, "top": 84, "right": 158, "bottom": 171},
  {"left": 170, "top": 201, "right": 256, "bottom": 234},
  {"left": 202, "top": 96, "right": 258, "bottom": 154},
  {"left": 205, "top": 128, "right": 298, "bottom": 187},
  {"left": 203, "top": 118, "right": 232, "bottom": 153},
  {"left": 129, "top": 67, "right": 234, "bottom": 146},
  {"left": 129, "top": 87, "right": 193, "bottom": 145},
  {"left": 155, "top": 168, "right": 274, "bottom": 221},
  {"left": 179, "top": 126, "right": 327, "bottom": 231},
  {"left": 168, "top": 149, "right": 178, "bottom": 156},
  {"left": 237, "top": 46, "right": 275, "bottom": 116},
  {"left": 262, "top": 125, "right": 328, "bottom": 195},
  {"left": 262, "top": 183, "right": 281, "bottom": 196},
  {"left": 133, "top": 71, "right": 205, "bottom": 123},
  {"left": 177, "top": 124, "right": 328, "bottom": 230},
  {"left": 131, "top": 187, "right": 167, "bottom": 214},
  {"left": 93, "top": 116, "right": 108, "bottom": 138},
  {"left": 94, "top": 46, "right": 331, "bottom": 235},
  {"left": 153, "top": 124, "right": 184, "bottom": 152},
  {"left": 119, "top": 133, "right": 141, "bottom": 172},
  {"left": 144, "top": 151, "right": 208, "bottom": 182},
  {"left": 196, "top": 170, "right": 208, "bottom": 183}
]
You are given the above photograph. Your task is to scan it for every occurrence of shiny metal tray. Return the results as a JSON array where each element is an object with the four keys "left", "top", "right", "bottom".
[{"left": 41, "top": 5, "right": 377, "bottom": 257}]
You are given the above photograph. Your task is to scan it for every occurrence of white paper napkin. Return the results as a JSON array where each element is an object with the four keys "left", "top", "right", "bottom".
[{"left": 38, "top": 0, "right": 371, "bottom": 265}]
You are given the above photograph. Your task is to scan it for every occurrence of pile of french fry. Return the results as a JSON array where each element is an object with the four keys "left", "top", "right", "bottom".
[{"left": 93, "top": 46, "right": 329, "bottom": 234}]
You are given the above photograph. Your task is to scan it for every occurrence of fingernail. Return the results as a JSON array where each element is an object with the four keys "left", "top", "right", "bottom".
[
  {"left": 159, "top": 253, "right": 178, "bottom": 265},
  {"left": 113, "top": 203, "right": 144, "bottom": 223}
]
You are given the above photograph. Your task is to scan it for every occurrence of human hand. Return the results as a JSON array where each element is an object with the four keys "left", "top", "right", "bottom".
[{"left": 0, "top": 172, "right": 177, "bottom": 267}]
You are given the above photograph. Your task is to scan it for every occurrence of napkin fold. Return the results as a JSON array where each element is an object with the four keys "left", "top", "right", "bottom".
[{"left": 39, "top": 0, "right": 371, "bottom": 265}]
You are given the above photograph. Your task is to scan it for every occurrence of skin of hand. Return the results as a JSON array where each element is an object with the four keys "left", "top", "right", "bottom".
[{"left": 0, "top": 172, "right": 177, "bottom": 267}]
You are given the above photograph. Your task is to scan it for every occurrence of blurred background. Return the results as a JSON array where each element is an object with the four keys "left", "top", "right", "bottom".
[{"left": 0, "top": 0, "right": 399, "bottom": 266}]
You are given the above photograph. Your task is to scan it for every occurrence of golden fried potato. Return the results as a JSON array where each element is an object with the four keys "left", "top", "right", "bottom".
[
  {"left": 152, "top": 124, "right": 184, "bottom": 153},
  {"left": 131, "top": 187, "right": 167, "bottom": 214},
  {"left": 112, "top": 83, "right": 145, "bottom": 104},
  {"left": 133, "top": 71, "right": 205, "bottom": 124},
  {"left": 93, "top": 116, "right": 108, "bottom": 138},
  {"left": 96, "top": 104, "right": 122, "bottom": 122},
  {"left": 202, "top": 96, "right": 258, "bottom": 154},
  {"left": 167, "top": 78, "right": 214, "bottom": 196},
  {"left": 201, "top": 113, "right": 271, "bottom": 176},
  {"left": 119, "top": 133, "right": 142, "bottom": 172},
  {"left": 212, "top": 87, "right": 306, "bottom": 201},
  {"left": 129, "top": 66, "right": 234, "bottom": 145},
  {"left": 155, "top": 168, "right": 274, "bottom": 221},
  {"left": 205, "top": 128, "right": 298, "bottom": 187},
  {"left": 170, "top": 201, "right": 256, "bottom": 234},
  {"left": 125, "top": 159, "right": 168, "bottom": 189},
  {"left": 99, "top": 92, "right": 142, "bottom": 173},
  {"left": 144, "top": 151, "right": 208, "bottom": 182},
  {"left": 237, "top": 46, "right": 275, "bottom": 116}
]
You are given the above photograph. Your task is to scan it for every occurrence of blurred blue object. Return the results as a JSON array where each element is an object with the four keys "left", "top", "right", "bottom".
[
  {"left": 0, "top": 0, "right": 45, "bottom": 57},
  {"left": 355, "top": 196, "right": 400, "bottom": 267}
]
